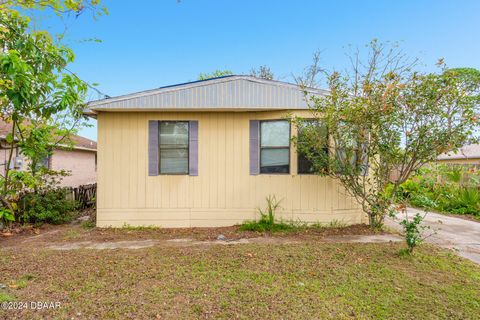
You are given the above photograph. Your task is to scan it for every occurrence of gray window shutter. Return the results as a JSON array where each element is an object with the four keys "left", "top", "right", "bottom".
[
  {"left": 189, "top": 120, "right": 199, "bottom": 176},
  {"left": 249, "top": 120, "right": 260, "bottom": 175},
  {"left": 148, "top": 120, "right": 159, "bottom": 176}
]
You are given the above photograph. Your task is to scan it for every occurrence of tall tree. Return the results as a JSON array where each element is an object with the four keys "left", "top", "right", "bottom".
[
  {"left": 294, "top": 40, "right": 479, "bottom": 227},
  {"left": 0, "top": 0, "right": 106, "bottom": 223}
]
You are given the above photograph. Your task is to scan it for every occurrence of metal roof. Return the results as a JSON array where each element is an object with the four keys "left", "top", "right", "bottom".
[
  {"left": 0, "top": 120, "right": 96, "bottom": 151},
  {"left": 437, "top": 143, "right": 480, "bottom": 160},
  {"left": 84, "top": 75, "right": 328, "bottom": 114}
]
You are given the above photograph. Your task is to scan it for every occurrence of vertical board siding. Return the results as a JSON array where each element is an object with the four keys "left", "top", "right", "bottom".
[
  {"left": 96, "top": 112, "right": 105, "bottom": 209},
  {"left": 97, "top": 110, "right": 364, "bottom": 227}
]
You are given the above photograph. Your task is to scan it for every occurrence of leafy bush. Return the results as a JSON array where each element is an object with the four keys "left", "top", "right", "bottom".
[
  {"left": 399, "top": 212, "right": 430, "bottom": 254},
  {"left": 410, "top": 194, "right": 437, "bottom": 209},
  {"left": 392, "top": 165, "right": 480, "bottom": 217},
  {"left": 439, "top": 187, "right": 480, "bottom": 215},
  {"left": 0, "top": 207, "right": 15, "bottom": 225},
  {"left": 18, "top": 189, "right": 77, "bottom": 225}
]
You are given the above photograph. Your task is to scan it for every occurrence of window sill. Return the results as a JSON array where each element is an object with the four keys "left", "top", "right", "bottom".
[{"left": 258, "top": 173, "right": 291, "bottom": 175}]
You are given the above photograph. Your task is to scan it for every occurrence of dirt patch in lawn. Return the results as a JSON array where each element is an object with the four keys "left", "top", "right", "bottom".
[
  {"left": 1, "top": 218, "right": 477, "bottom": 319},
  {"left": 46, "top": 234, "right": 403, "bottom": 251},
  {"left": 0, "top": 221, "right": 382, "bottom": 250},
  {"left": 0, "top": 242, "right": 478, "bottom": 319}
]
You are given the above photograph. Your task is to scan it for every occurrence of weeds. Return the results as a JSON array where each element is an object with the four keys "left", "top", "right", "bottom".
[
  {"left": 63, "top": 230, "right": 80, "bottom": 240},
  {"left": 81, "top": 220, "right": 96, "bottom": 229},
  {"left": 0, "top": 292, "right": 13, "bottom": 302},
  {"left": 8, "top": 274, "right": 34, "bottom": 290},
  {"left": 121, "top": 223, "right": 159, "bottom": 231},
  {"left": 240, "top": 196, "right": 347, "bottom": 232},
  {"left": 310, "top": 219, "right": 348, "bottom": 229},
  {"left": 240, "top": 195, "right": 293, "bottom": 232}
]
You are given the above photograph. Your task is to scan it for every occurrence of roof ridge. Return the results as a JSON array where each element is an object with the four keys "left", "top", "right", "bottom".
[{"left": 86, "top": 75, "right": 328, "bottom": 107}]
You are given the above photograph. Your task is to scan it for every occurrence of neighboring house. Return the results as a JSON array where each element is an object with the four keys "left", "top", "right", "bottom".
[
  {"left": 436, "top": 143, "right": 480, "bottom": 166},
  {"left": 0, "top": 120, "right": 97, "bottom": 187},
  {"left": 85, "top": 75, "right": 366, "bottom": 228}
]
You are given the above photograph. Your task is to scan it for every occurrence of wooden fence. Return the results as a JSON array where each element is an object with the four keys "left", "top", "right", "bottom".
[{"left": 68, "top": 183, "right": 96, "bottom": 209}]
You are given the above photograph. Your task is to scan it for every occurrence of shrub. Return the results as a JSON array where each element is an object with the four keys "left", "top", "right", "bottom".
[
  {"left": 240, "top": 195, "right": 295, "bottom": 232},
  {"left": 409, "top": 194, "right": 437, "bottom": 209},
  {"left": 399, "top": 211, "right": 431, "bottom": 254},
  {"left": 441, "top": 187, "right": 480, "bottom": 215},
  {"left": 0, "top": 207, "right": 15, "bottom": 225},
  {"left": 18, "top": 189, "right": 77, "bottom": 225},
  {"left": 392, "top": 165, "right": 480, "bottom": 217}
]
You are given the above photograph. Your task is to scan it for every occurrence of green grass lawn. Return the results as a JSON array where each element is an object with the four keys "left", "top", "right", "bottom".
[{"left": 1, "top": 241, "right": 479, "bottom": 319}]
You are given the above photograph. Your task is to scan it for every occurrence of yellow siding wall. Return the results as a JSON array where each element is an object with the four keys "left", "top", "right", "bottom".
[{"left": 97, "top": 111, "right": 366, "bottom": 227}]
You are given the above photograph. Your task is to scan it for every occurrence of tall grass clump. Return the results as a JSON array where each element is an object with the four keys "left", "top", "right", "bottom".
[{"left": 240, "top": 195, "right": 295, "bottom": 232}]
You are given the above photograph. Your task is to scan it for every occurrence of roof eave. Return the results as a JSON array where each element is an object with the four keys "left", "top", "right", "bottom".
[{"left": 85, "top": 75, "right": 328, "bottom": 110}]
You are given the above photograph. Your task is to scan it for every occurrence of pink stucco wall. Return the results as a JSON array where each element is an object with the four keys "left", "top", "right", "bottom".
[
  {"left": 50, "top": 149, "right": 97, "bottom": 187},
  {"left": 1, "top": 143, "right": 96, "bottom": 187},
  {"left": 0, "top": 145, "right": 20, "bottom": 173},
  {"left": 0, "top": 147, "right": 11, "bottom": 174}
]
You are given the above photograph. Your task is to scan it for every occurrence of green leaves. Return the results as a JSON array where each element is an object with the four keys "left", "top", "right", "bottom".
[
  {"left": 0, "top": 208, "right": 15, "bottom": 222},
  {"left": 5, "top": 133, "right": 14, "bottom": 144},
  {"left": 294, "top": 41, "right": 480, "bottom": 227},
  {"left": 198, "top": 70, "right": 234, "bottom": 80},
  {"left": 399, "top": 212, "right": 430, "bottom": 254},
  {"left": 0, "top": 1, "right": 102, "bottom": 222}
]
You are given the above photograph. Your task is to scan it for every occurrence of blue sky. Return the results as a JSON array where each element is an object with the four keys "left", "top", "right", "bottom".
[{"left": 52, "top": 0, "right": 480, "bottom": 140}]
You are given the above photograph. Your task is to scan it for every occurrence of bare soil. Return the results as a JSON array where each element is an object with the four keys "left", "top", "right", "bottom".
[{"left": 0, "top": 219, "right": 381, "bottom": 249}]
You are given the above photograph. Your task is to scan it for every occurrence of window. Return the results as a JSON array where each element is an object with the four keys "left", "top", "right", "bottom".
[
  {"left": 37, "top": 154, "right": 50, "bottom": 170},
  {"left": 159, "top": 121, "right": 189, "bottom": 174},
  {"left": 334, "top": 122, "right": 365, "bottom": 174},
  {"left": 297, "top": 120, "right": 328, "bottom": 174},
  {"left": 260, "top": 120, "right": 290, "bottom": 174}
]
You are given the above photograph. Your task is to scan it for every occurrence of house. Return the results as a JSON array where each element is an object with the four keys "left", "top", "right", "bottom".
[
  {"left": 436, "top": 143, "right": 480, "bottom": 166},
  {"left": 85, "top": 75, "right": 366, "bottom": 228},
  {"left": 0, "top": 120, "right": 97, "bottom": 187}
]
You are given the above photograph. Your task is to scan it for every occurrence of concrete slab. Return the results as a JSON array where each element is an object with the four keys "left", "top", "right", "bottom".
[{"left": 386, "top": 207, "right": 480, "bottom": 264}]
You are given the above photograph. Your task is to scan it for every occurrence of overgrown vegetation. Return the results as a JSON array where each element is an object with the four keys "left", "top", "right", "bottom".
[
  {"left": 240, "top": 195, "right": 348, "bottom": 232},
  {"left": 0, "top": 1, "right": 106, "bottom": 227},
  {"left": 240, "top": 195, "right": 295, "bottom": 232},
  {"left": 18, "top": 189, "right": 77, "bottom": 225},
  {"left": 389, "top": 165, "right": 480, "bottom": 218},
  {"left": 293, "top": 41, "right": 480, "bottom": 228}
]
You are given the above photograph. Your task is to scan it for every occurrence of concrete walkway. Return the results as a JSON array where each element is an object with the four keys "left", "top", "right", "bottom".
[
  {"left": 386, "top": 207, "right": 480, "bottom": 264},
  {"left": 47, "top": 234, "right": 402, "bottom": 251}
]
